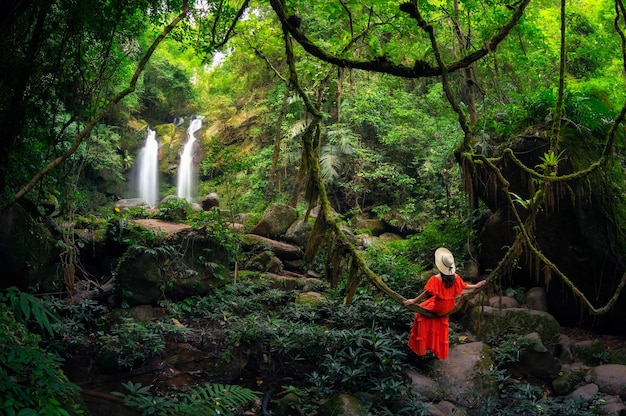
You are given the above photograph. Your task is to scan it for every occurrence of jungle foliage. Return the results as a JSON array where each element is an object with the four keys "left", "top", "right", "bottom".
[{"left": 3, "top": 0, "right": 626, "bottom": 413}]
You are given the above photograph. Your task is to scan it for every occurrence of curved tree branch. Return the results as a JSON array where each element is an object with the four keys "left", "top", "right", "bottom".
[{"left": 269, "top": 0, "right": 530, "bottom": 78}]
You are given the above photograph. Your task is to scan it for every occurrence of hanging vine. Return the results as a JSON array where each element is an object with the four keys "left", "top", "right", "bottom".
[{"left": 269, "top": 0, "right": 626, "bottom": 317}]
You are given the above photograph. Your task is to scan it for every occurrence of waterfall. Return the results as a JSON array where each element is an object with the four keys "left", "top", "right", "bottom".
[
  {"left": 177, "top": 118, "right": 202, "bottom": 202},
  {"left": 137, "top": 128, "right": 159, "bottom": 208}
]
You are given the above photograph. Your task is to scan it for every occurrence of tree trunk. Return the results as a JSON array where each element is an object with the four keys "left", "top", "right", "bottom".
[{"left": 267, "top": 87, "right": 290, "bottom": 198}]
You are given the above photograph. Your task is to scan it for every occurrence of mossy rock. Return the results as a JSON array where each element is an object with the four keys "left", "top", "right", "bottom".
[
  {"left": 464, "top": 306, "right": 560, "bottom": 353},
  {"left": 273, "top": 392, "right": 302, "bottom": 416},
  {"left": 318, "top": 393, "right": 367, "bottom": 416},
  {"left": 552, "top": 368, "right": 587, "bottom": 395},
  {"left": 115, "top": 227, "right": 230, "bottom": 305},
  {"left": 571, "top": 339, "right": 606, "bottom": 365},
  {"left": 295, "top": 291, "right": 326, "bottom": 306}
]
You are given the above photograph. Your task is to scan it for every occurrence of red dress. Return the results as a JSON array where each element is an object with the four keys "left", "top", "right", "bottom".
[{"left": 408, "top": 274, "right": 467, "bottom": 360}]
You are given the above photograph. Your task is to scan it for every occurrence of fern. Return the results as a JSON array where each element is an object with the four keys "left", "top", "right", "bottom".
[
  {"left": 176, "top": 383, "right": 260, "bottom": 415},
  {"left": 113, "top": 382, "right": 259, "bottom": 416}
]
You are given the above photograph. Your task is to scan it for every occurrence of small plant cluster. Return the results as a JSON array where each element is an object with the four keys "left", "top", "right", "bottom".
[{"left": 112, "top": 381, "right": 259, "bottom": 416}]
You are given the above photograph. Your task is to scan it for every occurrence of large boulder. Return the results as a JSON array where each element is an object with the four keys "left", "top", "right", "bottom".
[
  {"left": 432, "top": 342, "right": 495, "bottom": 408},
  {"left": 284, "top": 219, "right": 312, "bottom": 247},
  {"left": 249, "top": 203, "right": 298, "bottom": 239},
  {"left": 464, "top": 306, "right": 561, "bottom": 353},
  {"left": 200, "top": 193, "right": 220, "bottom": 210},
  {"left": 526, "top": 287, "right": 549, "bottom": 312},
  {"left": 591, "top": 364, "right": 626, "bottom": 399},
  {"left": 407, "top": 369, "right": 444, "bottom": 400},
  {"left": 242, "top": 234, "right": 303, "bottom": 261},
  {"left": 474, "top": 135, "right": 626, "bottom": 335},
  {"left": 115, "top": 225, "right": 229, "bottom": 305},
  {"left": 115, "top": 198, "right": 150, "bottom": 210},
  {"left": 354, "top": 218, "right": 386, "bottom": 236},
  {"left": 517, "top": 332, "right": 561, "bottom": 379}
]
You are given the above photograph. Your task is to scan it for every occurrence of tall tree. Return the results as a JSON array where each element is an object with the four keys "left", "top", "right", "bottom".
[{"left": 266, "top": 0, "right": 626, "bottom": 330}]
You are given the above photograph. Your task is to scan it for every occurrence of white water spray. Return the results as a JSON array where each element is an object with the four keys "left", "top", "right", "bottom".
[
  {"left": 177, "top": 118, "right": 202, "bottom": 202},
  {"left": 137, "top": 128, "right": 159, "bottom": 208}
]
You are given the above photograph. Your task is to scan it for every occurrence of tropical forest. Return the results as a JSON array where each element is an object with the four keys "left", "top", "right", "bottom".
[{"left": 3, "top": 0, "right": 626, "bottom": 414}]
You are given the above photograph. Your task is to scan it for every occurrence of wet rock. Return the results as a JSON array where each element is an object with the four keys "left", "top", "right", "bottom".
[
  {"left": 243, "top": 234, "right": 303, "bottom": 261},
  {"left": 284, "top": 219, "right": 312, "bottom": 247},
  {"left": 407, "top": 369, "right": 443, "bottom": 400},
  {"left": 423, "top": 404, "right": 444, "bottom": 416},
  {"left": 526, "top": 287, "right": 548, "bottom": 311},
  {"left": 378, "top": 232, "right": 402, "bottom": 242},
  {"left": 295, "top": 291, "right": 326, "bottom": 306},
  {"left": 571, "top": 339, "right": 605, "bottom": 365},
  {"left": 260, "top": 272, "right": 325, "bottom": 292},
  {"left": 116, "top": 227, "right": 229, "bottom": 305},
  {"left": 552, "top": 362, "right": 590, "bottom": 395},
  {"left": 432, "top": 342, "right": 495, "bottom": 407},
  {"left": 249, "top": 203, "right": 298, "bottom": 239},
  {"left": 355, "top": 233, "right": 376, "bottom": 249},
  {"left": 115, "top": 198, "right": 150, "bottom": 209},
  {"left": 599, "top": 395, "right": 626, "bottom": 415},
  {"left": 557, "top": 333, "right": 575, "bottom": 364},
  {"left": 245, "top": 251, "right": 283, "bottom": 273},
  {"left": 433, "top": 400, "right": 470, "bottom": 416},
  {"left": 488, "top": 295, "right": 519, "bottom": 309},
  {"left": 274, "top": 392, "right": 302, "bottom": 416},
  {"left": 518, "top": 332, "right": 561, "bottom": 379},
  {"left": 566, "top": 383, "right": 598, "bottom": 402},
  {"left": 129, "top": 305, "right": 155, "bottom": 322},
  {"left": 200, "top": 193, "right": 220, "bottom": 210},
  {"left": 591, "top": 364, "right": 626, "bottom": 399},
  {"left": 318, "top": 393, "right": 367, "bottom": 416},
  {"left": 354, "top": 218, "right": 386, "bottom": 236},
  {"left": 464, "top": 306, "right": 560, "bottom": 353}
]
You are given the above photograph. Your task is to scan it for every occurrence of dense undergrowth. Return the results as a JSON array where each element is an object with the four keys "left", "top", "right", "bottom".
[{"left": 2, "top": 275, "right": 621, "bottom": 415}]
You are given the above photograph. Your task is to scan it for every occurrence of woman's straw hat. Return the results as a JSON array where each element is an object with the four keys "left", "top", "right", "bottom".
[{"left": 435, "top": 247, "right": 456, "bottom": 275}]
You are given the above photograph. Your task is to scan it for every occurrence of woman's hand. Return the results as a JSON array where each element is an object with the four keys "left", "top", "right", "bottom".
[{"left": 403, "top": 298, "right": 415, "bottom": 306}]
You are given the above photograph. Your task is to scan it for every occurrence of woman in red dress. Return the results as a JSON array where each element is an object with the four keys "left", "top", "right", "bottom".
[{"left": 403, "top": 248, "right": 486, "bottom": 359}]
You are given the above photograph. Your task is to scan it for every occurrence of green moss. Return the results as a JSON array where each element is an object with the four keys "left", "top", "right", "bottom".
[
  {"left": 153, "top": 123, "right": 176, "bottom": 139},
  {"left": 320, "top": 393, "right": 367, "bottom": 416},
  {"left": 465, "top": 307, "right": 560, "bottom": 352},
  {"left": 552, "top": 369, "right": 586, "bottom": 395}
]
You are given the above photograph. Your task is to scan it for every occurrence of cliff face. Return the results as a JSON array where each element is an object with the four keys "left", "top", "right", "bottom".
[{"left": 473, "top": 133, "right": 626, "bottom": 334}]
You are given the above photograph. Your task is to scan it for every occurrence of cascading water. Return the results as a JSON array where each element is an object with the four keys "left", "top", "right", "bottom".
[
  {"left": 177, "top": 118, "right": 202, "bottom": 202},
  {"left": 137, "top": 128, "right": 159, "bottom": 208}
]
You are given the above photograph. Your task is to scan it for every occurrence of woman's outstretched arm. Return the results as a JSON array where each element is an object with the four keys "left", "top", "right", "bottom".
[
  {"left": 465, "top": 280, "right": 487, "bottom": 290},
  {"left": 403, "top": 290, "right": 431, "bottom": 306}
]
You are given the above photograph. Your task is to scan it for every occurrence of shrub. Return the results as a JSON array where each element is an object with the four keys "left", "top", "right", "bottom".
[
  {"left": 157, "top": 198, "right": 192, "bottom": 222},
  {"left": 0, "top": 304, "right": 85, "bottom": 415}
]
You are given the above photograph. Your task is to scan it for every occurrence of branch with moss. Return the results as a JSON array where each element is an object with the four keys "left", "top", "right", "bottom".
[
  {"left": 268, "top": 0, "right": 530, "bottom": 79},
  {"left": 466, "top": 152, "right": 626, "bottom": 315},
  {"left": 273, "top": 1, "right": 456, "bottom": 319}
]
